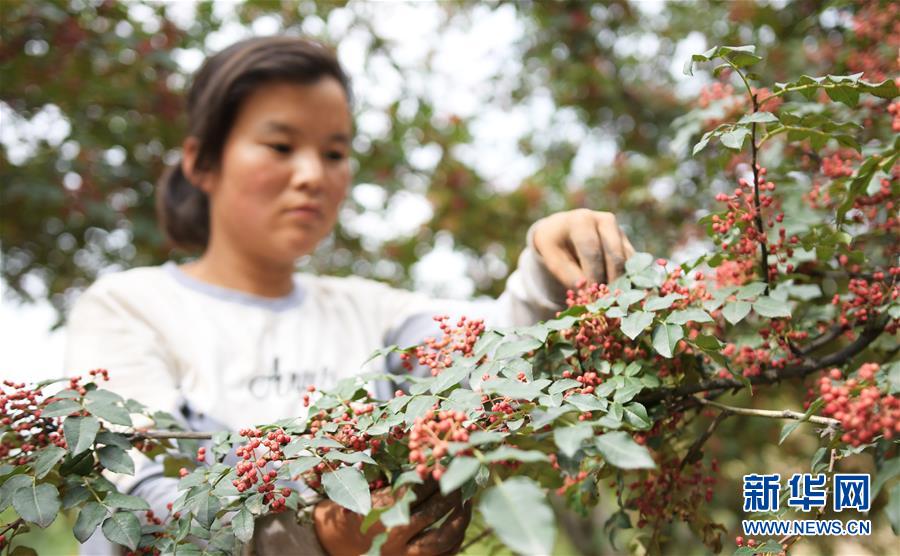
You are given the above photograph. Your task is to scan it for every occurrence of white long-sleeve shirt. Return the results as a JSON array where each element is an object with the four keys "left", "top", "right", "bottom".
[
  {"left": 64, "top": 230, "right": 566, "bottom": 427},
  {"left": 63, "top": 228, "right": 567, "bottom": 554}
]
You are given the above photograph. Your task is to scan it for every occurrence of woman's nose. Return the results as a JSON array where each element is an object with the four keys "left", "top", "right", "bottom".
[{"left": 289, "top": 150, "right": 325, "bottom": 191}]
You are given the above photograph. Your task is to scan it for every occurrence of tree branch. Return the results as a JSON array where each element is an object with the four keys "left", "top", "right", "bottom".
[
  {"left": 131, "top": 430, "right": 214, "bottom": 440},
  {"left": 637, "top": 317, "right": 885, "bottom": 407},
  {"left": 691, "top": 396, "right": 839, "bottom": 428}
]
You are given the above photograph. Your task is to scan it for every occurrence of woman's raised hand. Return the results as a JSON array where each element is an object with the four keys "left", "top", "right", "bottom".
[{"left": 532, "top": 209, "right": 637, "bottom": 288}]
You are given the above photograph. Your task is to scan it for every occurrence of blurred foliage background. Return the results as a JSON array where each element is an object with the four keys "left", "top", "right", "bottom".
[
  {"left": 1, "top": 0, "right": 897, "bottom": 554},
  {"left": 6, "top": 0, "right": 882, "bottom": 320}
]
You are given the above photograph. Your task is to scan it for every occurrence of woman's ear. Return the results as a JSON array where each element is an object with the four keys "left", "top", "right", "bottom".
[{"left": 181, "top": 137, "right": 214, "bottom": 194}]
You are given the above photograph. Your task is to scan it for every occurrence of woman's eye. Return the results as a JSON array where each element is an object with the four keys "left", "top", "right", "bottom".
[
  {"left": 267, "top": 143, "right": 292, "bottom": 154},
  {"left": 326, "top": 151, "right": 347, "bottom": 161}
]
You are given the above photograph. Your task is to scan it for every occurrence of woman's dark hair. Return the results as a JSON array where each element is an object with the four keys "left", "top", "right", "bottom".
[{"left": 156, "top": 36, "right": 352, "bottom": 251}]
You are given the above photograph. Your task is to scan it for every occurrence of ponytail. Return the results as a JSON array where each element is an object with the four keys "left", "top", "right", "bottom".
[{"left": 155, "top": 162, "right": 209, "bottom": 252}]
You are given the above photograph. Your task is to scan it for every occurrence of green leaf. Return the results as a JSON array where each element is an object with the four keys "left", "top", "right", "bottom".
[
  {"left": 564, "top": 394, "right": 607, "bottom": 412},
  {"left": 622, "top": 403, "right": 652, "bottom": 430},
  {"left": 325, "top": 451, "right": 376, "bottom": 465},
  {"left": 73, "top": 501, "right": 107, "bottom": 543},
  {"left": 322, "top": 467, "right": 371, "bottom": 515},
  {"left": 613, "top": 381, "right": 643, "bottom": 405},
  {"left": 644, "top": 294, "right": 683, "bottom": 312},
  {"left": 723, "top": 301, "right": 752, "bottom": 324},
  {"left": 624, "top": 252, "right": 654, "bottom": 274},
  {"left": 554, "top": 423, "right": 593, "bottom": 458},
  {"left": 482, "top": 447, "right": 548, "bottom": 463},
  {"left": 33, "top": 446, "right": 66, "bottom": 479},
  {"left": 873, "top": 457, "right": 900, "bottom": 498},
  {"left": 620, "top": 311, "right": 654, "bottom": 340},
  {"left": 482, "top": 379, "right": 550, "bottom": 401},
  {"left": 440, "top": 457, "right": 480, "bottom": 494},
  {"left": 692, "top": 129, "right": 714, "bottom": 156},
  {"left": 778, "top": 399, "right": 824, "bottom": 445},
  {"left": 651, "top": 323, "right": 683, "bottom": 358},
  {"left": 594, "top": 432, "right": 656, "bottom": 469},
  {"left": 616, "top": 290, "right": 646, "bottom": 308},
  {"left": 429, "top": 364, "right": 470, "bottom": 395},
  {"left": 193, "top": 492, "right": 221, "bottom": 529},
  {"left": 61, "top": 486, "right": 91, "bottom": 510},
  {"left": 86, "top": 401, "right": 132, "bottom": 427},
  {"left": 13, "top": 483, "right": 60, "bottom": 528},
  {"left": 405, "top": 395, "right": 438, "bottom": 425},
  {"left": 0, "top": 475, "right": 32, "bottom": 512},
  {"left": 102, "top": 512, "right": 142, "bottom": 551},
  {"left": 103, "top": 492, "right": 150, "bottom": 511},
  {"left": 736, "top": 282, "right": 767, "bottom": 300},
  {"left": 494, "top": 338, "right": 543, "bottom": 360},
  {"left": 738, "top": 112, "right": 779, "bottom": 124},
  {"left": 381, "top": 489, "right": 416, "bottom": 528},
  {"left": 98, "top": 446, "right": 135, "bottom": 475},
  {"left": 530, "top": 406, "right": 573, "bottom": 429},
  {"left": 721, "top": 45, "right": 762, "bottom": 68},
  {"left": 41, "top": 399, "right": 81, "bottom": 418},
  {"left": 63, "top": 416, "right": 100, "bottom": 455},
  {"left": 720, "top": 127, "right": 751, "bottom": 150},
  {"left": 548, "top": 379, "right": 581, "bottom": 395},
  {"left": 887, "top": 484, "right": 900, "bottom": 535},
  {"left": 95, "top": 431, "right": 132, "bottom": 451},
  {"left": 478, "top": 477, "right": 556, "bottom": 555},
  {"left": 753, "top": 296, "right": 792, "bottom": 318},
  {"left": 667, "top": 309, "right": 713, "bottom": 325},
  {"left": 826, "top": 85, "right": 859, "bottom": 107}
]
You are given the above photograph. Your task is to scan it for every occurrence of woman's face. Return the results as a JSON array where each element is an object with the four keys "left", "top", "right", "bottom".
[{"left": 198, "top": 78, "right": 353, "bottom": 266}]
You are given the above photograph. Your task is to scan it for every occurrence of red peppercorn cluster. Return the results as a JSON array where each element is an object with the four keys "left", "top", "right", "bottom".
[
  {"left": 625, "top": 457, "right": 718, "bottom": 529},
  {"left": 562, "top": 280, "right": 635, "bottom": 360},
  {"left": 232, "top": 428, "right": 292, "bottom": 511},
  {"left": 712, "top": 165, "right": 796, "bottom": 281},
  {"left": 402, "top": 315, "right": 485, "bottom": 376},
  {"left": 817, "top": 364, "right": 900, "bottom": 445},
  {"left": 845, "top": 1, "right": 899, "bottom": 82},
  {"left": 889, "top": 101, "right": 900, "bottom": 132},
  {"left": 830, "top": 271, "right": 900, "bottom": 330},
  {"left": 408, "top": 408, "right": 472, "bottom": 480},
  {"left": 1, "top": 379, "right": 71, "bottom": 463},
  {"left": 820, "top": 150, "right": 860, "bottom": 179}
]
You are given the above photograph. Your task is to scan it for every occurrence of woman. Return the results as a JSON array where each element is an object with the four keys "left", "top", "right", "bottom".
[{"left": 64, "top": 36, "right": 634, "bottom": 555}]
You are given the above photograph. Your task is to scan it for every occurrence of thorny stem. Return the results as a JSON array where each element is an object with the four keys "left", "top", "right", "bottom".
[
  {"left": 0, "top": 519, "right": 23, "bottom": 538},
  {"left": 727, "top": 59, "right": 770, "bottom": 290},
  {"left": 748, "top": 96, "right": 771, "bottom": 291},
  {"left": 679, "top": 410, "right": 730, "bottom": 471}
]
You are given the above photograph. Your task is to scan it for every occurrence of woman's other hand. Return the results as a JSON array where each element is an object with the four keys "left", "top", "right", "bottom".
[
  {"left": 313, "top": 479, "right": 471, "bottom": 556},
  {"left": 532, "top": 209, "right": 636, "bottom": 288}
]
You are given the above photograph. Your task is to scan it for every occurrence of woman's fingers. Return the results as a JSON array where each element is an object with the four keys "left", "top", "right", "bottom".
[
  {"left": 620, "top": 226, "right": 636, "bottom": 259},
  {"left": 595, "top": 212, "right": 626, "bottom": 283},
  {"left": 569, "top": 213, "right": 606, "bottom": 285},
  {"left": 542, "top": 241, "right": 587, "bottom": 289}
]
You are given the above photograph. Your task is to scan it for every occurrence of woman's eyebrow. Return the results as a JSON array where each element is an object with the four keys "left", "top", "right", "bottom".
[{"left": 261, "top": 121, "right": 350, "bottom": 143}]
